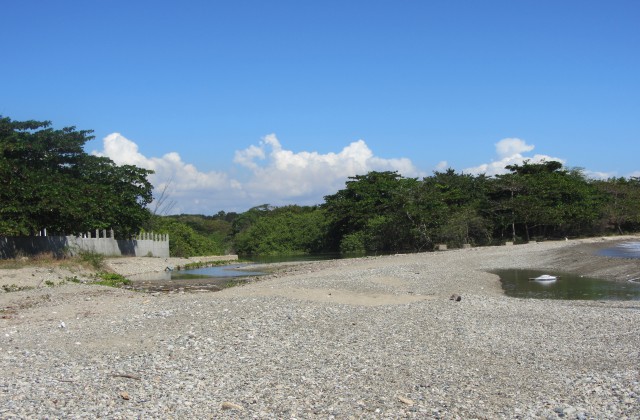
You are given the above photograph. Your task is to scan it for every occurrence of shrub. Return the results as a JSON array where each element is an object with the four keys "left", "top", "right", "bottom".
[
  {"left": 340, "top": 231, "right": 366, "bottom": 253},
  {"left": 95, "top": 272, "right": 131, "bottom": 287},
  {"left": 79, "top": 251, "right": 105, "bottom": 270}
]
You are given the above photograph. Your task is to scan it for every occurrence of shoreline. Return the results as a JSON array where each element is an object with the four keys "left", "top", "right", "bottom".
[
  {"left": 114, "top": 235, "right": 640, "bottom": 284},
  {"left": 105, "top": 254, "right": 239, "bottom": 278},
  {"left": 1, "top": 235, "right": 639, "bottom": 418}
]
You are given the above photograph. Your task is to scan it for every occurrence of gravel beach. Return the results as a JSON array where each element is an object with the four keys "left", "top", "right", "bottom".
[{"left": 1, "top": 237, "right": 639, "bottom": 418}]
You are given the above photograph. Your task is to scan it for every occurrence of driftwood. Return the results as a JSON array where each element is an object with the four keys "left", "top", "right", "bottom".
[{"left": 112, "top": 373, "right": 141, "bottom": 380}]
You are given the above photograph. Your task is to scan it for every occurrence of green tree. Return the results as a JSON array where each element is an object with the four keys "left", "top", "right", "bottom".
[
  {"left": 594, "top": 177, "right": 640, "bottom": 233},
  {"left": 424, "top": 169, "right": 492, "bottom": 247},
  {"left": 323, "top": 171, "right": 414, "bottom": 253},
  {"left": 0, "top": 116, "right": 153, "bottom": 237},
  {"left": 234, "top": 205, "right": 328, "bottom": 255},
  {"left": 491, "top": 161, "right": 600, "bottom": 241},
  {"left": 145, "top": 211, "right": 236, "bottom": 257},
  {"left": 149, "top": 217, "right": 226, "bottom": 257}
]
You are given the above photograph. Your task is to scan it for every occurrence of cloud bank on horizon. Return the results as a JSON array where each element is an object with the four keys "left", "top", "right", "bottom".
[
  {"left": 462, "top": 138, "right": 564, "bottom": 175},
  {"left": 94, "top": 135, "right": 596, "bottom": 214},
  {"left": 95, "top": 133, "right": 424, "bottom": 213}
]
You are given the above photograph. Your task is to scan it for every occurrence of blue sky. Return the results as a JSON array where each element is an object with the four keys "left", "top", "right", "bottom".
[{"left": 2, "top": 1, "right": 639, "bottom": 213}]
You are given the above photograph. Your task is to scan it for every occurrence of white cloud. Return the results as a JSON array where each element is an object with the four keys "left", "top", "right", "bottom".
[
  {"left": 94, "top": 133, "right": 424, "bottom": 213},
  {"left": 233, "top": 134, "right": 423, "bottom": 205},
  {"left": 233, "top": 143, "right": 265, "bottom": 170},
  {"left": 235, "top": 134, "right": 421, "bottom": 194},
  {"left": 96, "top": 133, "right": 234, "bottom": 191},
  {"left": 464, "top": 138, "right": 565, "bottom": 176},
  {"left": 94, "top": 133, "right": 242, "bottom": 213},
  {"left": 584, "top": 170, "right": 614, "bottom": 180},
  {"left": 495, "top": 138, "right": 534, "bottom": 158},
  {"left": 434, "top": 161, "right": 449, "bottom": 171}
]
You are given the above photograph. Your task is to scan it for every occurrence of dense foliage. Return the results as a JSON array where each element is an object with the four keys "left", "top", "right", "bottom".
[
  {"left": 319, "top": 164, "right": 639, "bottom": 253},
  {"left": 144, "top": 213, "right": 236, "bottom": 257},
  {"left": 3, "top": 116, "right": 638, "bottom": 258},
  {"left": 175, "top": 162, "right": 639, "bottom": 257},
  {"left": 233, "top": 205, "right": 327, "bottom": 255},
  {"left": 152, "top": 162, "right": 638, "bottom": 257},
  {"left": 0, "top": 116, "right": 153, "bottom": 237}
]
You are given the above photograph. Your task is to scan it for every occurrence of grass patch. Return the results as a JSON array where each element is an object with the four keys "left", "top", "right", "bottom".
[
  {"left": 43, "top": 276, "right": 83, "bottom": 287},
  {"left": 0, "top": 259, "right": 28, "bottom": 269},
  {"left": 225, "top": 280, "right": 242, "bottom": 289},
  {"left": 65, "top": 276, "right": 81, "bottom": 283},
  {"left": 0, "top": 252, "right": 60, "bottom": 269},
  {"left": 94, "top": 272, "right": 131, "bottom": 288},
  {"left": 0, "top": 251, "right": 97, "bottom": 273},
  {"left": 2, "top": 284, "right": 34, "bottom": 293},
  {"left": 78, "top": 251, "right": 105, "bottom": 270}
]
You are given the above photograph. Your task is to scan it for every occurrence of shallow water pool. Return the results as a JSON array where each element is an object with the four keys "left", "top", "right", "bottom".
[
  {"left": 493, "top": 269, "right": 640, "bottom": 300},
  {"left": 597, "top": 241, "right": 640, "bottom": 259},
  {"left": 127, "top": 264, "right": 267, "bottom": 293}
]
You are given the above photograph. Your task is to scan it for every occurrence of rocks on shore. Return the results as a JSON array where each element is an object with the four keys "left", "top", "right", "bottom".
[{"left": 1, "top": 237, "right": 639, "bottom": 418}]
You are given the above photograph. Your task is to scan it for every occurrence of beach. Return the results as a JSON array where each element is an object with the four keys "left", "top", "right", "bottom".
[{"left": 1, "top": 236, "right": 639, "bottom": 418}]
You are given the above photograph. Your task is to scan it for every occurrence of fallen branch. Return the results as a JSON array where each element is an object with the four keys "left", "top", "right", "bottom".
[{"left": 112, "top": 373, "right": 141, "bottom": 381}]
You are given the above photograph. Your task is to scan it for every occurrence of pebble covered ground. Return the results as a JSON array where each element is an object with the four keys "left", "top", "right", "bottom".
[{"left": 1, "top": 238, "right": 639, "bottom": 418}]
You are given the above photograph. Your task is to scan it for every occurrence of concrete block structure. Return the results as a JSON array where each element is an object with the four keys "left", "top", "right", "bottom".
[{"left": 0, "top": 230, "right": 169, "bottom": 259}]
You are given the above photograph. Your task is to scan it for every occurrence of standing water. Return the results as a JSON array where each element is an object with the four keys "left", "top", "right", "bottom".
[
  {"left": 127, "top": 263, "right": 268, "bottom": 293},
  {"left": 493, "top": 269, "right": 640, "bottom": 300},
  {"left": 597, "top": 241, "right": 640, "bottom": 259}
]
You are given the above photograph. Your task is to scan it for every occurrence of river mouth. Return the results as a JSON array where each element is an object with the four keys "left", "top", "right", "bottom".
[{"left": 493, "top": 269, "right": 640, "bottom": 301}]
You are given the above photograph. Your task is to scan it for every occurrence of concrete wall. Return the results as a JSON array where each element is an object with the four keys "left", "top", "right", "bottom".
[{"left": 0, "top": 231, "right": 169, "bottom": 259}]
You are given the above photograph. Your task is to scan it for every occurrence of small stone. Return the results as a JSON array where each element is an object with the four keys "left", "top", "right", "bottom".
[
  {"left": 119, "top": 391, "right": 130, "bottom": 400},
  {"left": 221, "top": 401, "right": 244, "bottom": 410},
  {"left": 398, "top": 396, "right": 414, "bottom": 406}
]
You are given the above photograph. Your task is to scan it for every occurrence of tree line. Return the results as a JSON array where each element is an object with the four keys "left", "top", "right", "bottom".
[
  {"left": 2, "top": 116, "right": 638, "bottom": 257},
  {"left": 154, "top": 162, "right": 640, "bottom": 257}
]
